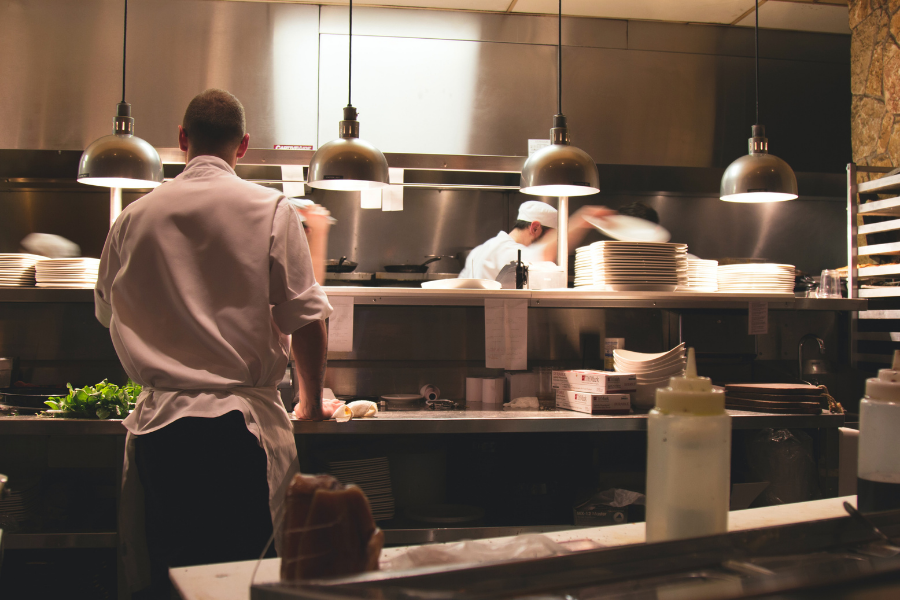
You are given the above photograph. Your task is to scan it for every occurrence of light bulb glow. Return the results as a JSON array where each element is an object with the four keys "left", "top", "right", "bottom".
[
  {"left": 78, "top": 176, "right": 163, "bottom": 189},
  {"left": 308, "top": 179, "right": 390, "bottom": 191},
  {"left": 520, "top": 184, "right": 599, "bottom": 197},
  {"left": 720, "top": 192, "right": 797, "bottom": 203}
]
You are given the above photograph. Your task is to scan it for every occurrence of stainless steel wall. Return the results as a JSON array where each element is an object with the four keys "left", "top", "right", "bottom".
[
  {"left": 1, "top": 1, "right": 849, "bottom": 172},
  {"left": 0, "top": 4, "right": 851, "bottom": 273}
]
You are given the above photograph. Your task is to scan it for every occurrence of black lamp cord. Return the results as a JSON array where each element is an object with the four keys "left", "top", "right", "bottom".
[
  {"left": 348, "top": 0, "right": 353, "bottom": 108},
  {"left": 557, "top": 0, "right": 562, "bottom": 115},
  {"left": 122, "top": 0, "right": 128, "bottom": 103},
  {"left": 754, "top": 0, "right": 759, "bottom": 126}
]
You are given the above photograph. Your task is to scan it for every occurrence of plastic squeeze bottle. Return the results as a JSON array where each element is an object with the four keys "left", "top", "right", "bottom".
[
  {"left": 858, "top": 350, "right": 900, "bottom": 513},
  {"left": 645, "top": 348, "right": 731, "bottom": 542}
]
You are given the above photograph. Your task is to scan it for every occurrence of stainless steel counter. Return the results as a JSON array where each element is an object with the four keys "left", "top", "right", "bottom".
[
  {"left": 0, "top": 287, "right": 867, "bottom": 311},
  {"left": 0, "top": 409, "right": 844, "bottom": 436}
]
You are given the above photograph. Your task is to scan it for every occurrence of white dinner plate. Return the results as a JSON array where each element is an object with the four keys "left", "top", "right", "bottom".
[
  {"left": 584, "top": 215, "right": 672, "bottom": 243},
  {"left": 420, "top": 278, "right": 502, "bottom": 290}
]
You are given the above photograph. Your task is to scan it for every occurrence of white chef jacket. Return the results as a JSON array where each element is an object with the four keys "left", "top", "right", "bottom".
[
  {"left": 459, "top": 231, "right": 544, "bottom": 281},
  {"left": 95, "top": 155, "right": 332, "bottom": 591}
]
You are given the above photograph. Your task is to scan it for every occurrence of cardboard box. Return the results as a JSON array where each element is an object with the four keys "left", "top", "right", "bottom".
[
  {"left": 551, "top": 369, "right": 636, "bottom": 393},
  {"left": 556, "top": 390, "right": 631, "bottom": 415}
]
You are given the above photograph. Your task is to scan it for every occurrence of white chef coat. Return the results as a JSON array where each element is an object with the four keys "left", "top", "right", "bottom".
[
  {"left": 459, "top": 231, "right": 544, "bottom": 281},
  {"left": 94, "top": 155, "right": 332, "bottom": 591}
]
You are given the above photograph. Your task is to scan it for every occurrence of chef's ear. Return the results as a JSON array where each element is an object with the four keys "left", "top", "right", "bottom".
[
  {"left": 236, "top": 133, "right": 250, "bottom": 159},
  {"left": 178, "top": 126, "right": 189, "bottom": 152},
  {"left": 530, "top": 221, "right": 542, "bottom": 237}
]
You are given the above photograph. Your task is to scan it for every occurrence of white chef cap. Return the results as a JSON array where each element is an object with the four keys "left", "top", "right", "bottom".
[{"left": 517, "top": 201, "right": 558, "bottom": 229}]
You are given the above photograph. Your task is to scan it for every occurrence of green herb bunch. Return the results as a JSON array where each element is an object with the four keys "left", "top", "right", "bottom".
[{"left": 45, "top": 379, "right": 142, "bottom": 419}]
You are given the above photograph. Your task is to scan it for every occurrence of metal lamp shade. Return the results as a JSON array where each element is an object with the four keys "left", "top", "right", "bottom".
[
  {"left": 306, "top": 136, "right": 390, "bottom": 191},
  {"left": 520, "top": 143, "right": 600, "bottom": 197},
  {"left": 78, "top": 133, "right": 164, "bottom": 189},
  {"left": 720, "top": 152, "right": 798, "bottom": 203}
]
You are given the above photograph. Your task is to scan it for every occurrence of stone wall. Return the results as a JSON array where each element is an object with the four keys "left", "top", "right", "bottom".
[{"left": 851, "top": 0, "right": 900, "bottom": 170}]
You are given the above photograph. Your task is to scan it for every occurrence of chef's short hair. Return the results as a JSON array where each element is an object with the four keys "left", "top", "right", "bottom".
[
  {"left": 618, "top": 202, "right": 659, "bottom": 224},
  {"left": 182, "top": 89, "right": 246, "bottom": 155}
]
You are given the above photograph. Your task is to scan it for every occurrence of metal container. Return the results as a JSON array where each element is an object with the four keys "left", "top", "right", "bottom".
[{"left": 0, "top": 358, "right": 15, "bottom": 388}]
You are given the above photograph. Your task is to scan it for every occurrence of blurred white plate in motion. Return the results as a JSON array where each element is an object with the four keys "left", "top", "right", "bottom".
[{"left": 585, "top": 215, "right": 671, "bottom": 243}]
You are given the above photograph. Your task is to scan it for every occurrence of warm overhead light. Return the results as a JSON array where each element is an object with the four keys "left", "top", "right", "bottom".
[
  {"left": 77, "top": 0, "right": 162, "bottom": 190},
  {"left": 720, "top": 125, "right": 798, "bottom": 203},
  {"left": 720, "top": 0, "right": 796, "bottom": 203},
  {"left": 520, "top": 0, "right": 599, "bottom": 198},
  {"left": 307, "top": 0, "right": 389, "bottom": 193},
  {"left": 307, "top": 106, "right": 389, "bottom": 191}
]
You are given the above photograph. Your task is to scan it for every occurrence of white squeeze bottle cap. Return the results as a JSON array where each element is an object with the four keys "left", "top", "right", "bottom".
[
  {"left": 654, "top": 348, "right": 725, "bottom": 414},
  {"left": 865, "top": 350, "right": 900, "bottom": 401}
]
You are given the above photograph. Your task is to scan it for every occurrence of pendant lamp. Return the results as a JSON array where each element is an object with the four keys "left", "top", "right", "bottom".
[
  {"left": 720, "top": 0, "right": 797, "bottom": 203},
  {"left": 307, "top": 0, "right": 389, "bottom": 191},
  {"left": 78, "top": 0, "right": 163, "bottom": 189},
  {"left": 520, "top": 0, "right": 599, "bottom": 197}
]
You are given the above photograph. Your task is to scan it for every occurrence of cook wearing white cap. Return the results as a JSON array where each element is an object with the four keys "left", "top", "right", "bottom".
[{"left": 459, "top": 200, "right": 609, "bottom": 281}]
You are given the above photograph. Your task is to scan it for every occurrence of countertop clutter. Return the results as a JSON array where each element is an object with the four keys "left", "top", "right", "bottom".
[{"left": 169, "top": 496, "right": 859, "bottom": 600}]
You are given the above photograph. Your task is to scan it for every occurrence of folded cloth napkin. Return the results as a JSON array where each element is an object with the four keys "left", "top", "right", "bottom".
[
  {"left": 347, "top": 400, "right": 378, "bottom": 418},
  {"left": 331, "top": 404, "right": 352, "bottom": 422}
]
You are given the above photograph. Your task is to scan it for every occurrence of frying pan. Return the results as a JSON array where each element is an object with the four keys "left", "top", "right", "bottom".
[
  {"left": 384, "top": 256, "right": 445, "bottom": 274},
  {"left": 326, "top": 257, "right": 358, "bottom": 273}
]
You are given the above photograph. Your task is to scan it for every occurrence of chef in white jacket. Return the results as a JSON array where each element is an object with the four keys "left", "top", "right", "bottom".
[
  {"left": 95, "top": 89, "right": 332, "bottom": 598},
  {"left": 459, "top": 200, "right": 610, "bottom": 281}
]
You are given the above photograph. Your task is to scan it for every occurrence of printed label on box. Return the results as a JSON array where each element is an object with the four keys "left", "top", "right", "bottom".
[
  {"left": 551, "top": 370, "right": 637, "bottom": 393},
  {"left": 556, "top": 390, "right": 631, "bottom": 414}
]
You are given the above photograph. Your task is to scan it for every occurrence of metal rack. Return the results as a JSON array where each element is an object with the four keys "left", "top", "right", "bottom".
[{"left": 848, "top": 163, "right": 900, "bottom": 370}]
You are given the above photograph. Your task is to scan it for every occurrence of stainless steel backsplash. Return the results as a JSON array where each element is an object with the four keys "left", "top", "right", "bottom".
[{"left": 1, "top": 1, "right": 849, "bottom": 171}]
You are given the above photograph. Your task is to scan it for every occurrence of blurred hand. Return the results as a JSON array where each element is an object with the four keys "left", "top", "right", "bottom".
[
  {"left": 295, "top": 204, "right": 333, "bottom": 236},
  {"left": 570, "top": 205, "right": 615, "bottom": 230}
]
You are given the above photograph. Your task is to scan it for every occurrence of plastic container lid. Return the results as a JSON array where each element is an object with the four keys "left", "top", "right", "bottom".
[
  {"left": 865, "top": 350, "right": 900, "bottom": 402},
  {"left": 654, "top": 348, "right": 725, "bottom": 414}
]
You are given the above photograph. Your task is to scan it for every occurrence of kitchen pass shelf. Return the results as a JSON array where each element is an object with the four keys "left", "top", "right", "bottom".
[
  {"left": 0, "top": 286, "right": 866, "bottom": 311},
  {"left": 0, "top": 409, "right": 845, "bottom": 436}
]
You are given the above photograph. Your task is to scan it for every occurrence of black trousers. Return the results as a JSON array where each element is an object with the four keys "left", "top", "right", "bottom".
[{"left": 133, "top": 410, "right": 275, "bottom": 598}]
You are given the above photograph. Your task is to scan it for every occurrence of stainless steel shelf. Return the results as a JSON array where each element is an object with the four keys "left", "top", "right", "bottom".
[
  {"left": 860, "top": 287, "right": 900, "bottom": 298},
  {"left": 289, "top": 409, "right": 844, "bottom": 434},
  {"left": 858, "top": 264, "right": 900, "bottom": 278},
  {"left": 4, "top": 531, "right": 117, "bottom": 549},
  {"left": 858, "top": 173, "right": 900, "bottom": 195},
  {"left": 859, "top": 241, "right": 900, "bottom": 256},
  {"left": 858, "top": 218, "right": 900, "bottom": 235},
  {"left": 0, "top": 409, "right": 845, "bottom": 436},
  {"left": 0, "top": 287, "right": 867, "bottom": 311},
  {"left": 158, "top": 148, "right": 526, "bottom": 173}
]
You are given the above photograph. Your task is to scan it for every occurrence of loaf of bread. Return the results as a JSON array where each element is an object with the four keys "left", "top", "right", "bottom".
[{"left": 280, "top": 473, "right": 384, "bottom": 581}]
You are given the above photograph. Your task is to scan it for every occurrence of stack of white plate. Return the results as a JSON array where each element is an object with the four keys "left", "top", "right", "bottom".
[
  {"left": 574, "top": 242, "right": 688, "bottom": 291},
  {"left": 613, "top": 344, "right": 687, "bottom": 409},
  {"left": 327, "top": 456, "right": 395, "bottom": 521},
  {"left": 35, "top": 258, "right": 101, "bottom": 288},
  {"left": 0, "top": 477, "right": 40, "bottom": 530},
  {"left": 683, "top": 258, "right": 718, "bottom": 292},
  {"left": 717, "top": 263, "right": 795, "bottom": 293},
  {"left": 0, "top": 253, "right": 43, "bottom": 287}
]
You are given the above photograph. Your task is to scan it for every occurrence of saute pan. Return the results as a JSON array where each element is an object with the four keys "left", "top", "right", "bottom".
[
  {"left": 326, "top": 257, "right": 358, "bottom": 273},
  {"left": 383, "top": 256, "right": 445, "bottom": 274}
]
